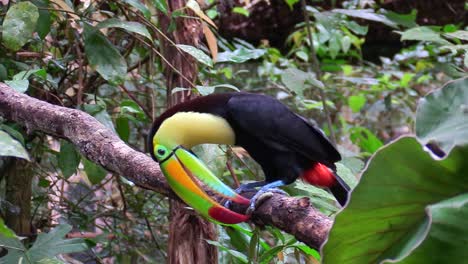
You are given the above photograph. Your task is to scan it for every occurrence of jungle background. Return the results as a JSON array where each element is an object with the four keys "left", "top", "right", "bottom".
[{"left": 0, "top": 0, "right": 467, "bottom": 263}]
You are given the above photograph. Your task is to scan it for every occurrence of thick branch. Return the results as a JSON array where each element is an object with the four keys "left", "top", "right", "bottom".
[{"left": 0, "top": 83, "right": 332, "bottom": 250}]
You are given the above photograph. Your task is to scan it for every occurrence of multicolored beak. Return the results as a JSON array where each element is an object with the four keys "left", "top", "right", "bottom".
[{"left": 159, "top": 146, "right": 250, "bottom": 224}]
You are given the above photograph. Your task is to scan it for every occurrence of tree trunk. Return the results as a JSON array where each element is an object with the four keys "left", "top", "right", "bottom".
[
  {"left": 4, "top": 158, "right": 33, "bottom": 236},
  {"left": 159, "top": 1, "right": 218, "bottom": 263}
]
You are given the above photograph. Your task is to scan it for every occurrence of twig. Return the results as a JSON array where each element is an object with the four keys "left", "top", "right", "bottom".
[{"left": 300, "top": 0, "right": 337, "bottom": 146}]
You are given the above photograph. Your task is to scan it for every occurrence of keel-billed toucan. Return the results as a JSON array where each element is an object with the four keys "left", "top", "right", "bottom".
[{"left": 148, "top": 92, "right": 349, "bottom": 224}]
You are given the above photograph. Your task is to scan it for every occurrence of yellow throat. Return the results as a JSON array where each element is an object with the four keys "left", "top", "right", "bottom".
[{"left": 153, "top": 112, "right": 236, "bottom": 149}]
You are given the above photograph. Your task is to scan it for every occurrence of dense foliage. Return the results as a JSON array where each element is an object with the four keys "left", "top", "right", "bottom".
[{"left": 0, "top": 0, "right": 466, "bottom": 263}]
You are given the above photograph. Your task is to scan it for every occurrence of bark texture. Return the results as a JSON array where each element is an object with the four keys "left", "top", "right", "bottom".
[
  {"left": 4, "top": 159, "right": 33, "bottom": 236},
  {"left": 158, "top": 0, "right": 218, "bottom": 262},
  {"left": 0, "top": 83, "right": 333, "bottom": 250}
]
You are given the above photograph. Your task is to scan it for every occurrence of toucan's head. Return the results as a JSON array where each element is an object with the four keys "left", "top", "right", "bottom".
[{"left": 149, "top": 108, "right": 249, "bottom": 224}]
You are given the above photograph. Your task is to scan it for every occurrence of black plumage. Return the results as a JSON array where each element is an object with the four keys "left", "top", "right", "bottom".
[{"left": 149, "top": 92, "right": 349, "bottom": 206}]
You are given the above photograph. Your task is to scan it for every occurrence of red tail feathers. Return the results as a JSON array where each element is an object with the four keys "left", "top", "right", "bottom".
[{"left": 301, "top": 163, "right": 335, "bottom": 188}]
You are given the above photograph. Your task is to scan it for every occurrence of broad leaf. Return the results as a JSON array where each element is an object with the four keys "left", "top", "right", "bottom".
[
  {"left": 83, "top": 24, "right": 127, "bottom": 83},
  {"left": 152, "top": 0, "right": 168, "bottom": 14},
  {"left": 83, "top": 158, "right": 107, "bottom": 185},
  {"left": 122, "top": 0, "right": 151, "bottom": 19},
  {"left": 2, "top": 1, "right": 39, "bottom": 51},
  {"left": 398, "top": 194, "right": 468, "bottom": 263},
  {"left": 400, "top": 26, "right": 451, "bottom": 45},
  {"left": 348, "top": 95, "right": 366, "bottom": 112},
  {"left": 333, "top": 9, "right": 398, "bottom": 28},
  {"left": 281, "top": 68, "right": 324, "bottom": 97},
  {"left": 57, "top": 140, "right": 80, "bottom": 178},
  {"left": 176, "top": 44, "right": 213, "bottom": 67},
  {"left": 217, "top": 47, "right": 266, "bottom": 63},
  {"left": 195, "top": 84, "right": 239, "bottom": 96},
  {"left": 0, "top": 224, "right": 87, "bottom": 263},
  {"left": 0, "top": 130, "right": 30, "bottom": 160},
  {"left": 0, "top": 218, "right": 15, "bottom": 238},
  {"left": 97, "top": 19, "right": 152, "bottom": 41},
  {"left": 416, "top": 77, "right": 468, "bottom": 153},
  {"left": 323, "top": 137, "right": 468, "bottom": 263}
]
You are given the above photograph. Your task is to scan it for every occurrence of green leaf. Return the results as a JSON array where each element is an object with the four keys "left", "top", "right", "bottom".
[
  {"left": 2, "top": 1, "right": 40, "bottom": 51},
  {"left": 195, "top": 84, "right": 239, "bottom": 96},
  {"left": 384, "top": 9, "right": 418, "bottom": 28},
  {"left": 206, "top": 240, "right": 248, "bottom": 263},
  {"left": 83, "top": 158, "right": 107, "bottom": 185},
  {"left": 176, "top": 44, "right": 213, "bottom": 67},
  {"left": 93, "top": 109, "right": 117, "bottom": 134},
  {"left": 0, "top": 130, "right": 30, "bottom": 160},
  {"left": 232, "top": 7, "right": 249, "bottom": 17},
  {"left": 400, "top": 26, "right": 451, "bottom": 45},
  {"left": 398, "top": 194, "right": 468, "bottom": 263},
  {"left": 151, "top": 0, "right": 168, "bottom": 14},
  {"left": 57, "top": 140, "right": 80, "bottom": 179},
  {"left": 5, "top": 80, "right": 30, "bottom": 93},
  {"left": 32, "top": 0, "right": 51, "bottom": 39},
  {"left": 116, "top": 116, "right": 130, "bottom": 142},
  {"left": 281, "top": 68, "right": 324, "bottom": 97},
  {"left": 416, "top": 77, "right": 468, "bottom": 153},
  {"left": 0, "top": 218, "right": 15, "bottom": 238},
  {"left": 225, "top": 227, "right": 249, "bottom": 253},
  {"left": 0, "top": 224, "right": 87, "bottom": 263},
  {"left": 217, "top": 47, "right": 266, "bottom": 63},
  {"left": 333, "top": 9, "right": 398, "bottom": 28},
  {"left": 122, "top": 0, "right": 151, "bottom": 19},
  {"left": 97, "top": 19, "right": 152, "bottom": 41},
  {"left": 349, "top": 127, "right": 383, "bottom": 154},
  {"left": 444, "top": 30, "right": 468, "bottom": 41},
  {"left": 323, "top": 137, "right": 468, "bottom": 263},
  {"left": 83, "top": 23, "right": 127, "bottom": 83},
  {"left": 259, "top": 245, "right": 285, "bottom": 264},
  {"left": 285, "top": 0, "right": 299, "bottom": 10},
  {"left": 248, "top": 229, "right": 259, "bottom": 262},
  {"left": 348, "top": 95, "right": 366, "bottom": 112}
]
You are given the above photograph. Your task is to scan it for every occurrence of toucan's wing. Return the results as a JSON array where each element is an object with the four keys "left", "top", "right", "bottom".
[{"left": 226, "top": 94, "right": 341, "bottom": 165}]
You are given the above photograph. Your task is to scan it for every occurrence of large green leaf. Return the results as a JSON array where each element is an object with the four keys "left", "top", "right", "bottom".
[
  {"left": 57, "top": 140, "right": 80, "bottom": 178},
  {"left": 176, "top": 44, "right": 213, "bottom": 67},
  {"left": 2, "top": 1, "right": 39, "bottom": 51},
  {"left": 97, "top": 19, "right": 152, "bottom": 41},
  {"left": 281, "top": 68, "right": 324, "bottom": 97},
  {"left": 0, "top": 130, "right": 30, "bottom": 160},
  {"left": 400, "top": 26, "right": 451, "bottom": 45},
  {"left": 83, "top": 24, "right": 127, "bottom": 83},
  {"left": 217, "top": 47, "right": 266, "bottom": 63},
  {"left": 398, "top": 194, "right": 468, "bottom": 263},
  {"left": 323, "top": 137, "right": 468, "bottom": 263},
  {"left": 0, "top": 224, "right": 87, "bottom": 262},
  {"left": 332, "top": 9, "right": 398, "bottom": 28},
  {"left": 83, "top": 158, "right": 107, "bottom": 185},
  {"left": 416, "top": 77, "right": 468, "bottom": 153}
]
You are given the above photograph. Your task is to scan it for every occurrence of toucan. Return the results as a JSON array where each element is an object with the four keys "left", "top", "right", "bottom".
[{"left": 148, "top": 92, "right": 349, "bottom": 224}]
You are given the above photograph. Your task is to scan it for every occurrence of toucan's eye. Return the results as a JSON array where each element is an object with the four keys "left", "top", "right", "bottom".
[{"left": 154, "top": 144, "right": 170, "bottom": 161}]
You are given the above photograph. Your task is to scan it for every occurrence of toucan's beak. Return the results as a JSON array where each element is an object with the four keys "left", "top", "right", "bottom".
[{"left": 159, "top": 147, "right": 250, "bottom": 224}]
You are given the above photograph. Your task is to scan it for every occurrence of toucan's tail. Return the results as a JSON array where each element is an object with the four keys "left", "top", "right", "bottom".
[{"left": 329, "top": 172, "right": 350, "bottom": 206}]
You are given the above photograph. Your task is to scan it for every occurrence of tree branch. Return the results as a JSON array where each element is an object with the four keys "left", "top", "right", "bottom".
[{"left": 0, "top": 83, "right": 332, "bottom": 250}]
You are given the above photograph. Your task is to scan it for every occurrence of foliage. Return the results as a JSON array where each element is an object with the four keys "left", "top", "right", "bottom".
[
  {"left": 323, "top": 77, "right": 468, "bottom": 263},
  {"left": 0, "top": 224, "right": 88, "bottom": 263},
  {"left": 0, "top": 0, "right": 466, "bottom": 263}
]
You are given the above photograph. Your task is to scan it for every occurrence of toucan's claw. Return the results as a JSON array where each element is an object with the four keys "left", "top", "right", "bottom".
[{"left": 245, "top": 188, "right": 288, "bottom": 215}]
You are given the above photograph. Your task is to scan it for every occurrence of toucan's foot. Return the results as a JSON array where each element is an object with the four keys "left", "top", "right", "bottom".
[
  {"left": 223, "top": 181, "right": 265, "bottom": 209},
  {"left": 245, "top": 187, "right": 288, "bottom": 215}
]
